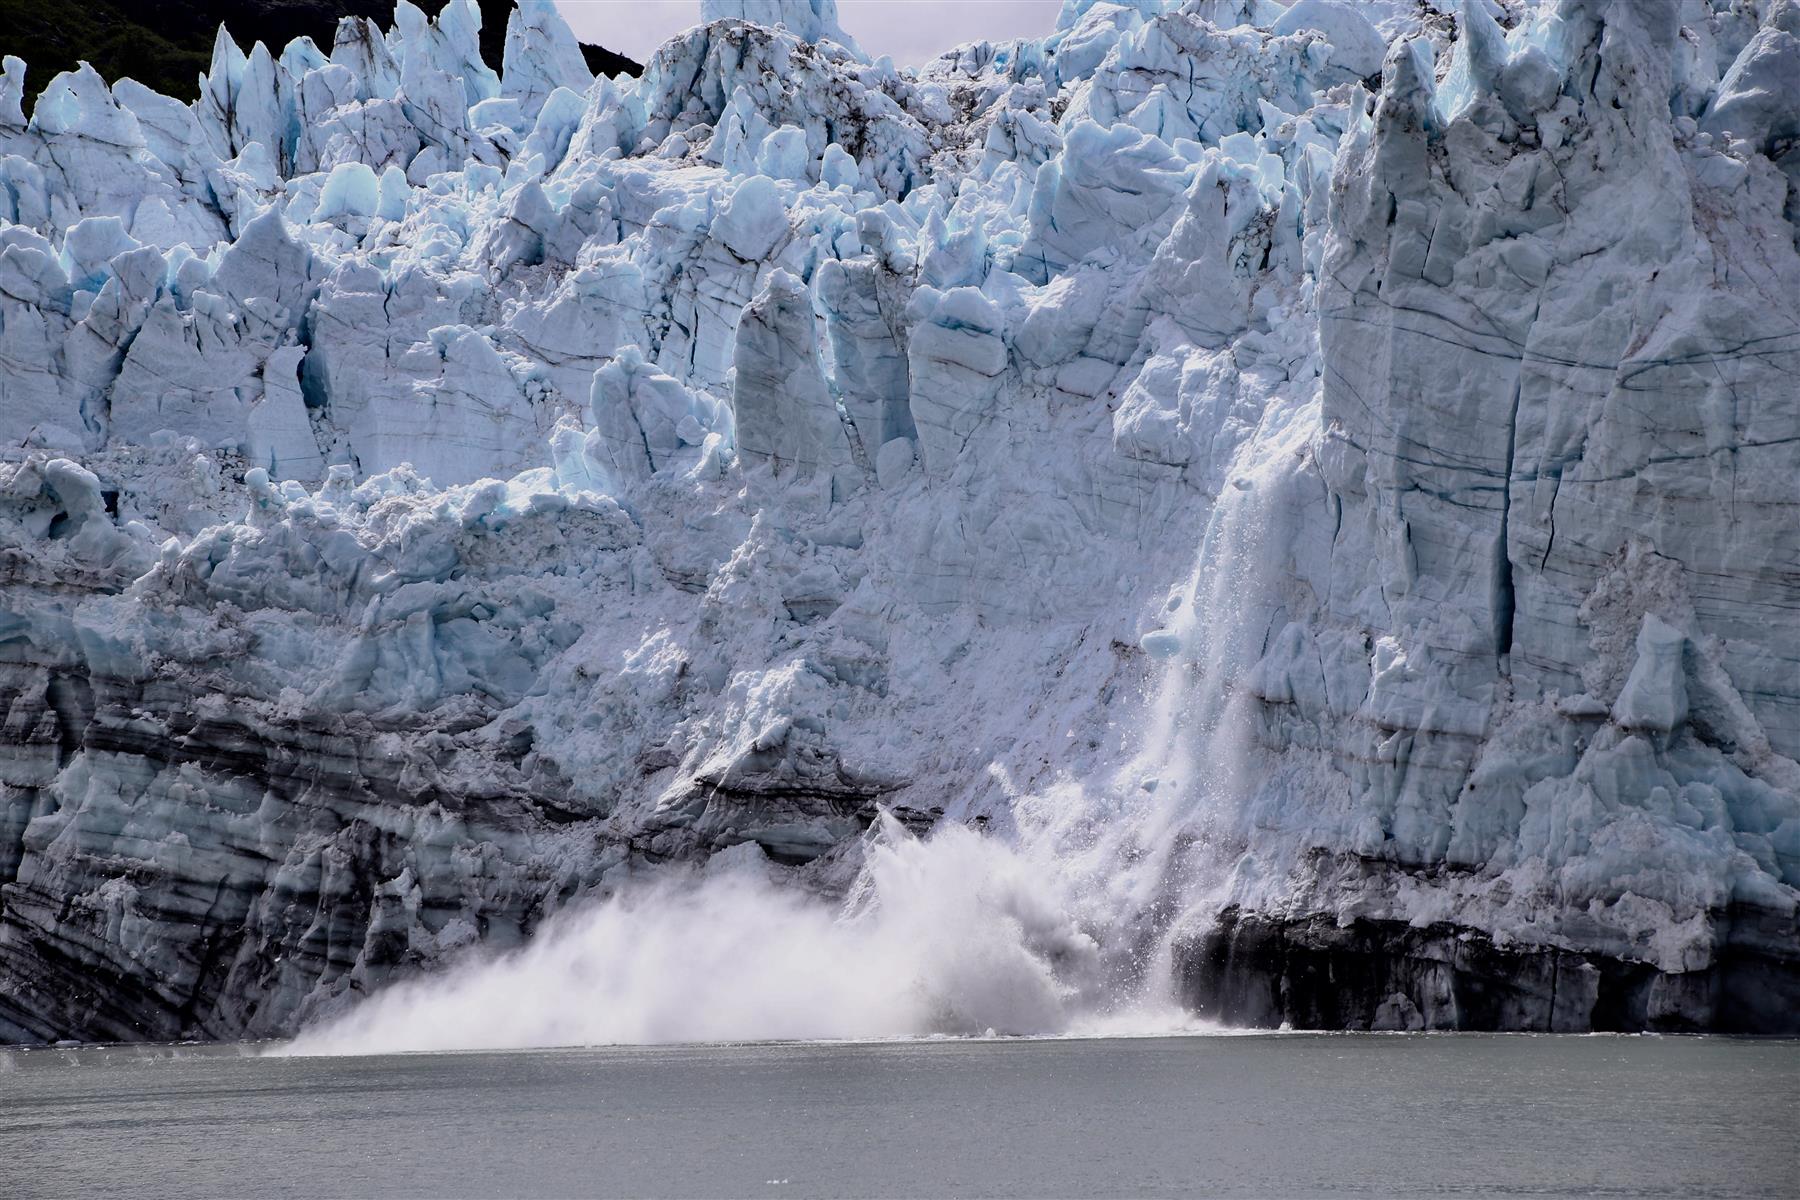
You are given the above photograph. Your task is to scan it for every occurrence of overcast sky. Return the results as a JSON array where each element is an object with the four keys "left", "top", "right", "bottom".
[{"left": 554, "top": 0, "right": 1065, "bottom": 67}]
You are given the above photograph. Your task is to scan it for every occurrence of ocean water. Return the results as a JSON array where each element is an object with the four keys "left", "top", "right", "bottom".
[{"left": 3, "top": 1033, "right": 1795, "bottom": 1198}]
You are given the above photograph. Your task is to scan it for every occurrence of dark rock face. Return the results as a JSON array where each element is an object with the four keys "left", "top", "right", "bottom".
[{"left": 1175, "top": 905, "right": 1800, "bottom": 1034}]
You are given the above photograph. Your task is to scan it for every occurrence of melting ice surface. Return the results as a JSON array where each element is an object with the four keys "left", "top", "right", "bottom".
[
  {"left": 4, "top": 0, "right": 1800, "bottom": 1048},
  {"left": 288, "top": 389, "right": 1312, "bottom": 1055}
]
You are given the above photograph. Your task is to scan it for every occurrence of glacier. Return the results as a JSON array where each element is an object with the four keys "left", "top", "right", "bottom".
[{"left": 0, "top": 0, "right": 1797, "bottom": 1044}]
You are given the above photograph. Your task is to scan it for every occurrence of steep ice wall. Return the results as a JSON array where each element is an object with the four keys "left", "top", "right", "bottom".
[
  {"left": 1181, "top": 0, "right": 1800, "bottom": 1033},
  {"left": 0, "top": 0, "right": 1796, "bottom": 1042}
]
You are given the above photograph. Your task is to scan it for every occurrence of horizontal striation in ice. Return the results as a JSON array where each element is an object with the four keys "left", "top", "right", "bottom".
[{"left": 0, "top": 0, "right": 1797, "bottom": 1040}]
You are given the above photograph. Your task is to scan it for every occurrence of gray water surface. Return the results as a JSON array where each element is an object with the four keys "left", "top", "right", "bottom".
[{"left": 3, "top": 1033, "right": 1795, "bottom": 1198}]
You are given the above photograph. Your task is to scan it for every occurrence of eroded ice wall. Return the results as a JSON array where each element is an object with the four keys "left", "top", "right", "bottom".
[{"left": 0, "top": 0, "right": 1796, "bottom": 1041}]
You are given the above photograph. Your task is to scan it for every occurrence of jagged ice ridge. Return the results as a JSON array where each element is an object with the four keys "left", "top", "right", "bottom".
[{"left": 0, "top": 0, "right": 1798, "bottom": 1043}]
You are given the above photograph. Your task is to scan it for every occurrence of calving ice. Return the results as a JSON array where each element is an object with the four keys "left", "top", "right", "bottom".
[{"left": 0, "top": 0, "right": 1796, "bottom": 1048}]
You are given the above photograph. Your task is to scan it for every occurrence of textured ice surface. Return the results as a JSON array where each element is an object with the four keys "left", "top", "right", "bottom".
[{"left": 1, "top": 0, "right": 1797, "bottom": 1042}]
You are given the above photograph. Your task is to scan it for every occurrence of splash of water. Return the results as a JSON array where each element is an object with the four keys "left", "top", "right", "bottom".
[
  {"left": 284, "top": 820, "right": 1190, "bottom": 1055},
  {"left": 285, "top": 400, "right": 1311, "bottom": 1056}
]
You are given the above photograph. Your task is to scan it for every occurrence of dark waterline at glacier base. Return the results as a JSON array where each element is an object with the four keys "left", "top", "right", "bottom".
[
  {"left": 1183, "top": 907, "right": 1800, "bottom": 1034},
  {"left": 5, "top": 1034, "right": 1796, "bottom": 1198}
]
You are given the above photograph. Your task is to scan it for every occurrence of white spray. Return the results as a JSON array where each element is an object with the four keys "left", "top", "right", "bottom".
[
  {"left": 285, "top": 822, "right": 1108, "bottom": 1054},
  {"left": 285, "top": 399, "right": 1313, "bottom": 1057}
]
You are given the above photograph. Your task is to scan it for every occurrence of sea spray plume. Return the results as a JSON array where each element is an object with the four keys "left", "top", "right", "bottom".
[
  {"left": 283, "top": 410, "right": 1305, "bottom": 1060},
  {"left": 281, "top": 818, "right": 1101, "bottom": 1054},
  {"left": 285, "top": 419, "right": 1307, "bottom": 1059}
]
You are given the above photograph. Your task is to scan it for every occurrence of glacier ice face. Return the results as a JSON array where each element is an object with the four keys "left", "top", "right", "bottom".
[
  {"left": 701, "top": 0, "right": 864, "bottom": 59},
  {"left": 1, "top": 0, "right": 1798, "bottom": 1043}
]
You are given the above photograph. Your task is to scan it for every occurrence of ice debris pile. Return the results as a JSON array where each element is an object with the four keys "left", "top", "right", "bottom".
[{"left": 1, "top": 0, "right": 1798, "bottom": 1042}]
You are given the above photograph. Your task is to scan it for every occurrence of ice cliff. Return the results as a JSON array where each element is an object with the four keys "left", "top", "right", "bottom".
[{"left": 1, "top": 0, "right": 1797, "bottom": 1043}]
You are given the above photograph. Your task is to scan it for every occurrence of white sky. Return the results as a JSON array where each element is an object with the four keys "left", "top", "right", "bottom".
[{"left": 554, "top": 0, "right": 1065, "bottom": 67}]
